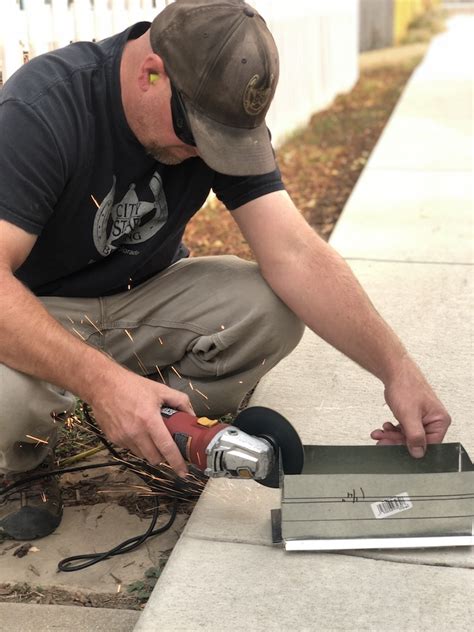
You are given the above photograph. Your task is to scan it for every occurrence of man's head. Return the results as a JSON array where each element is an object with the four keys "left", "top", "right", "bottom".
[{"left": 146, "top": 0, "right": 279, "bottom": 176}]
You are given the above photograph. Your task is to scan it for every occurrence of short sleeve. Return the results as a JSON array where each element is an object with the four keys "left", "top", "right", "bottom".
[
  {"left": 212, "top": 165, "right": 285, "bottom": 210},
  {"left": 0, "top": 100, "right": 67, "bottom": 234}
]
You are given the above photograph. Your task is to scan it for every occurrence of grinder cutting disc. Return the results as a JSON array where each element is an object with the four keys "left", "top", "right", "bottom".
[{"left": 233, "top": 406, "right": 304, "bottom": 488}]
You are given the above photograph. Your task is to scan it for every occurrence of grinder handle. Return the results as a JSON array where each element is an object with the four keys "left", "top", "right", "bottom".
[{"left": 161, "top": 409, "right": 225, "bottom": 470}]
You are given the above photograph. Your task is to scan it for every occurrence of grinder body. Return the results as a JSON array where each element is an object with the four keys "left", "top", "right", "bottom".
[{"left": 161, "top": 406, "right": 304, "bottom": 488}]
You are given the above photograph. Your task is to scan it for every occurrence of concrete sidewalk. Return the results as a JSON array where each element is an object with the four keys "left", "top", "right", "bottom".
[
  {"left": 134, "top": 16, "right": 474, "bottom": 632},
  {"left": 0, "top": 603, "right": 140, "bottom": 632}
]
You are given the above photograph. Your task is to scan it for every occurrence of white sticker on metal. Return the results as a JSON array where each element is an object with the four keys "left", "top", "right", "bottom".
[{"left": 371, "top": 492, "right": 413, "bottom": 519}]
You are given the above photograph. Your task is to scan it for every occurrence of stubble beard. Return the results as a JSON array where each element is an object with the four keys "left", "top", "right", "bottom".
[{"left": 146, "top": 144, "right": 186, "bottom": 165}]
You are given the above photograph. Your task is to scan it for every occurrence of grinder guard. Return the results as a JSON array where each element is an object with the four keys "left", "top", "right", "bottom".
[{"left": 233, "top": 406, "right": 305, "bottom": 488}]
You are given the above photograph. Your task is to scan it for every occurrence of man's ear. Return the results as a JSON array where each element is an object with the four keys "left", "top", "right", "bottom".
[{"left": 138, "top": 54, "right": 167, "bottom": 91}]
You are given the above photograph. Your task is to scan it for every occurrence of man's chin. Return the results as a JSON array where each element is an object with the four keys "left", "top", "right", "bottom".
[
  {"left": 146, "top": 145, "right": 194, "bottom": 166},
  {"left": 146, "top": 148, "right": 183, "bottom": 165}
]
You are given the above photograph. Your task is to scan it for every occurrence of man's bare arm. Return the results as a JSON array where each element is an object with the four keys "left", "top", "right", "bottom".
[
  {"left": 0, "top": 219, "right": 191, "bottom": 474},
  {"left": 233, "top": 191, "right": 451, "bottom": 456}
]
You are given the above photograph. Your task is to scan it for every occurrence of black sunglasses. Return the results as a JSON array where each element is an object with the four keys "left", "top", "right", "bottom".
[{"left": 170, "top": 82, "right": 196, "bottom": 147}]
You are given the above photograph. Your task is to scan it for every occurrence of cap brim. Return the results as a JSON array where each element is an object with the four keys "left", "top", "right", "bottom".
[{"left": 183, "top": 96, "right": 276, "bottom": 177}]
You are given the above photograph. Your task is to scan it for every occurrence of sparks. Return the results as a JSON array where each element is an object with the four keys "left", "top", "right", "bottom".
[
  {"left": 90, "top": 194, "right": 100, "bottom": 208},
  {"left": 158, "top": 337, "right": 164, "bottom": 345},
  {"left": 155, "top": 365, "right": 167, "bottom": 384},
  {"left": 41, "top": 491, "right": 47, "bottom": 503},
  {"left": 261, "top": 358, "right": 266, "bottom": 366},
  {"left": 194, "top": 388, "right": 209, "bottom": 401},
  {"left": 170, "top": 365, "right": 182, "bottom": 379},
  {"left": 220, "top": 325, "right": 225, "bottom": 330},
  {"left": 65, "top": 416, "right": 75, "bottom": 429},
  {"left": 133, "top": 352, "right": 148, "bottom": 374},
  {"left": 71, "top": 327, "right": 86, "bottom": 341},
  {"left": 124, "top": 329, "right": 134, "bottom": 342},
  {"left": 25, "top": 434, "right": 49, "bottom": 445},
  {"left": 84, "top": 314, "right": 103, "bottom": 335}
]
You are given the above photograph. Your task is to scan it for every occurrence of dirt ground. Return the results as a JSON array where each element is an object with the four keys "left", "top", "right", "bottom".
[
  {"left": 0, "top": 418, "right": 204, "bottom": 610},
  {"left": 0, "top": 42, "right": 432, "bottom": 611}
]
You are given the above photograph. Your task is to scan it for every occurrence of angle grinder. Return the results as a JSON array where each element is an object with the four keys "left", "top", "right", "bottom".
[{"left": 161, "top": 406, "right": 304, "bottom": 488}]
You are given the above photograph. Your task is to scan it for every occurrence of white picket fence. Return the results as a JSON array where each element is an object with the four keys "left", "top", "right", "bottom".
[
  {"left": 0, "top": 0, "right": 359, "bottom": 146},
  {"left": 263, "top": 0, "right": 359, "bottom": 143}
]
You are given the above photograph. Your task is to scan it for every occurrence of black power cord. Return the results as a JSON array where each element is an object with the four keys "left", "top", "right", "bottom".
[
  {"left": 0, "top": 405, "right": 203, "bottom": 572},
  {"left": 58, "top": 494, "right": 178, "bottom": 572}
]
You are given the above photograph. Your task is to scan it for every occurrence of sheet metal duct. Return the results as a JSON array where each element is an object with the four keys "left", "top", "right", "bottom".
[{"left": 272, "top": 443, "right": 474, "bottom": 551}]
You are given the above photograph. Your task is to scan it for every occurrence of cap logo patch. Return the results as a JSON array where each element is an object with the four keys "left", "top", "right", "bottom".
[{"left": 243, "top": 74, "right": 274, "bottom": 116}]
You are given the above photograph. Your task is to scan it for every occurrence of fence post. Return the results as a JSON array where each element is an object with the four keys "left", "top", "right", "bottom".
[
  {"left": 111, "top": 0, "right": 128, "bottom": 34},
  {"left": 92, "top": 0, "right": 110, "bottom": 41},
  {"left": 141, "top": 0, "right": 156, "bottom": 22},
  {"left": 51, "top": 0, "right": 72, "bottom": 48},
  {"left": 127, "top": 0, "right": 143, "bottom": 23},
  {"left": 73, "top": 0, "right": 94, "bottom": 42},
  {"left": 1, "top": 0, "right": 25, "bottom": 82},
  {"left": 23, "top": 0, "right": 51, "bottom": 58}
]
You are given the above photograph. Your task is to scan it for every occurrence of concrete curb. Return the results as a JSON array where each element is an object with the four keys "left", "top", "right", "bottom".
[{"left": 0, "top": 602, "right": 139, "bottom": 632}]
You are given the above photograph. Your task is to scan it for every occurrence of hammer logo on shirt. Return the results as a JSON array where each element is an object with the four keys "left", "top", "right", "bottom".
[{"left": 93, "top": 171, "right": 168, "bottom": 257}]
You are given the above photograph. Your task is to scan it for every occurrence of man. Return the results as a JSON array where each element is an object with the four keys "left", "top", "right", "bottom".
[{"left": 0, "top": 0, "right": 450, "bottom": 541}]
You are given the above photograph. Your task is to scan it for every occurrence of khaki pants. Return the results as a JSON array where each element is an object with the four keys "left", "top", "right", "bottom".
[{"left": 0, "top": 256, "right": 304, "bottom": 473}]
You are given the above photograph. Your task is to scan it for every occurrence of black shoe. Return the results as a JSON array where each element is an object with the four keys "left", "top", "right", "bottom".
[{"left": 0, "top": 456, "right": 63, "bottom": 540}]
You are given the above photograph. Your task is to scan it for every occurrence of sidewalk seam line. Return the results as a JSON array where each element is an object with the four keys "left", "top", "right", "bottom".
[
  {"left": 182, "top": 534, "right": 473, "bottom": 570},
  {"left": 183, "top": 533, "right": 274, "bottom": 548}
]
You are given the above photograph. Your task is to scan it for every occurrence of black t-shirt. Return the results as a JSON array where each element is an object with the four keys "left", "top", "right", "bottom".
[{"left": 0, "top": 23, "right": 284, "bottom": 297}]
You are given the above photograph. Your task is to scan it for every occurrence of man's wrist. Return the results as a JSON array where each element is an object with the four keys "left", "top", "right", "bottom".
[
  {"left": 73, "top": 347, "right": 126, "bottom": 405},
  {"left": 379, "top": 351, "right": 426, "bottom": 391},
  {"left": 376, "top": 346, "right": 414, "bottom": 387}
]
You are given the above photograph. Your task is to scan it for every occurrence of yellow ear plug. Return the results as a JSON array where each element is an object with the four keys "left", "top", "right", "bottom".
[{"left": 149, "top": 73, "right": 159, "bottom": 84}]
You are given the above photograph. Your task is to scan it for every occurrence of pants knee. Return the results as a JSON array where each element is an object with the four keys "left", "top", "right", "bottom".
[
  {"left": 0, "top": 364, "right": 75, "bottom": 472},
  {"left": 241, "top": 262, "right": 304, "bottom": 360},
  {"left": 212, "top": 260, "right": 304, "bottom": 372}
]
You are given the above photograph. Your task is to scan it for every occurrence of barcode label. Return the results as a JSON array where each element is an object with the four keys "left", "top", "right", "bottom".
[{"left": 371, "top": 492, "right": 413, "bottom": 519}]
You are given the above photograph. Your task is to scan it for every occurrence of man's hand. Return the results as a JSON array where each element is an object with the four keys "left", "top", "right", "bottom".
[
  {"left": 89, "top": 369, "right": 194, "bottom": 477},
  {"left": 370, "top": 357, "right": 451, "bottom": 457}
]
